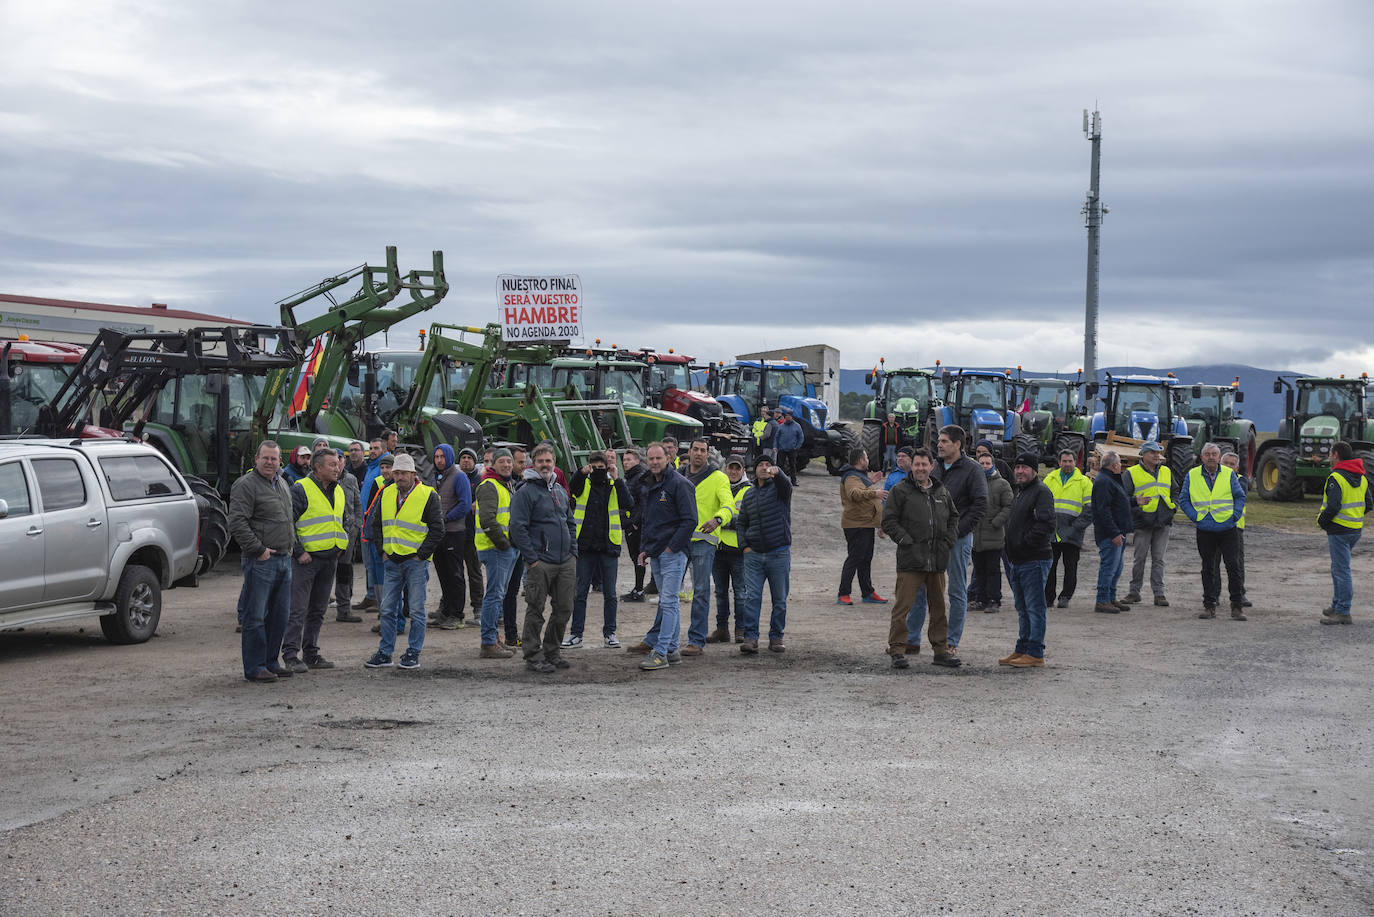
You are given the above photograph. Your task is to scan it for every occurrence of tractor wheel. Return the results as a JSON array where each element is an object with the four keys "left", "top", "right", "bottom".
[
  {"left": 860, "top": 422, "right": 883, "bottom": 470},
  {"left": 828, "top": 429, "right": 860, "bottom": 476},
  {"left": 1242, "top": 429, "right": 1257, "bottom": 478},
  {"left": 1054, "top": 432, "right": 1087, "bottom": 469},
  {"left": 1165, "top": 438, "right": 1194, "bottom": 488},
  {"left": 1011, "top": 432, "right": 1038, "bottom": 465},
  {"left": 1359, "top": 451, "right": 1374, "bottom": 492},
  {"left": 1256, "top": 446, "right": 1303, "bottom": 501},
  {"left": 926, "top": 411, "right": 941, "bottom": 451},
  {"left": 186, "top": 476, "right": 229, "bottom": 575}
]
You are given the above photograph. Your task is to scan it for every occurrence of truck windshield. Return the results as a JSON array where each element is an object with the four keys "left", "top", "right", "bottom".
[
  {"left": 1298, "top": 384, "right": 1360, "bottom": 417},
  {"left": 887, "top": 374, "right": 930, "bottom": 402},
  {"left": 766, "top": 370, "right": 807, "bottom": 398},
  {"left": 7, "top": 364, "right": 70, "bottom": 432},
  {"left": 959, "top": 376, "right": 1005, "bottom": 410}
]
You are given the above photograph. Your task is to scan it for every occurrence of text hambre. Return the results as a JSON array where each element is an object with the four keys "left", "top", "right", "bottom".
[{"left": 501, "top": 300, "right": 580, "bottom": 325}]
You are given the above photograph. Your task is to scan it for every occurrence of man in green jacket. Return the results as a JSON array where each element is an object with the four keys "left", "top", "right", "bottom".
[{"left": 880, "top": 447, "right": 961, "bottom": 669}]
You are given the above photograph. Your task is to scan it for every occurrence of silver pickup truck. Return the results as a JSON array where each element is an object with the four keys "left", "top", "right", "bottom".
[{"left": 0, "top": 439, "right": 200, "bottom": 643}]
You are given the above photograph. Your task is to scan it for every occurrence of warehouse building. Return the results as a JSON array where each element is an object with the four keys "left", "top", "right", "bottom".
[{"left": 0, "top": 294, "right": 246, "bottom": 344}]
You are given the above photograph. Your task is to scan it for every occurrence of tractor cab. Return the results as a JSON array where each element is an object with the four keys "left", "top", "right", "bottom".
[
  {"left": 1091, "top": 375, "right": 1186, "bottom": 444},
  {"left": 1294, "top": 379, "right": 1366, "bottom": 443},
  {"left": 1179, "top": 380, "right": 1256, "bottom": 473},
  {"left": 1017, "top": 378, "right": 1076, "bottom": 438},
  {"left": 934, "top": 369, "right": 1018, "bottom": 454},
  {"left": 1, "top": 338, "right": 86, "bottom": 435}
]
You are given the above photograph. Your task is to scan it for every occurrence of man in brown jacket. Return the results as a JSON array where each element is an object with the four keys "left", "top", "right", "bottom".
[{"left": 837, "top": 448, "right": 888, "bottom": 606}]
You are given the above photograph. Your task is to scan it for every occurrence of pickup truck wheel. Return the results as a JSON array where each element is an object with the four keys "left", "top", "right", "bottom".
[{"left": 100, "top": 565, "right": 162, "bottom": 645}]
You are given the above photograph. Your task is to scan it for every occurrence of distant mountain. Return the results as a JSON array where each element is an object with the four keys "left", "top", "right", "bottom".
[{"left": 840, "top": 364, "right": 1298, "bottom": 432}]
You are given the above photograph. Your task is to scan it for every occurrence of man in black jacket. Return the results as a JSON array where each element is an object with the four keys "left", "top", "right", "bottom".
[
  {"left": 1091, "top": 451, "right": 1133, "bottom": 614},
  {"left": 1001, "top": 453, "right": 1055, "bottom": 668},
  {"left": 566, "top": 449, "right": 634, "bottom": 648},
  {"left": 620, "top": 447, "right": 651, "bottom": 602},
  {"left": 735, "top": 455, "right": 793, "bottom": 654},
  {"left": 906, "top": 425, "right": 987, "bottom": 654}
]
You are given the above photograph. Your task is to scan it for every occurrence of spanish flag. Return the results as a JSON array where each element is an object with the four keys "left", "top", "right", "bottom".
[{"left": 289, "top": 335, "right": 327, "bottom": 417}]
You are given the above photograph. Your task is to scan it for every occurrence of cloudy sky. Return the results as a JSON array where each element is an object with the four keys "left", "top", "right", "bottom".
[{"left": 3, "top": 1, "right": 1371, "bottom": 374}]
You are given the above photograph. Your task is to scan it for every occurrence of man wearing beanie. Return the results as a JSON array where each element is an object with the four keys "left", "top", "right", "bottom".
[
  {"left": 428, "top": 443, "right": 473, "bottom": 629},
  {"left": 1000, "top": 452, "right": 1055, "bottom": 668}
]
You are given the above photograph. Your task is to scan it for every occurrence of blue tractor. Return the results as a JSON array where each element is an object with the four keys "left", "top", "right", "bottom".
[
  {"left": 930, "top": 367, "right": 1021, "bottom": 459},
  {"left": 708, "top": 359, "right": 857, "bottom": 474},
  {"left": 1085, "top": 372, "right": 1194, "bottom": 480}
]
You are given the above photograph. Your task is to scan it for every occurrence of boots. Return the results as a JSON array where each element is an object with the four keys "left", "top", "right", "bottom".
[
  {"left": 1230, "top": 603, "right": 1247, "bottom": 621},
  {"left": 705, "top": 627, "right": 731, "bottom": 643}
]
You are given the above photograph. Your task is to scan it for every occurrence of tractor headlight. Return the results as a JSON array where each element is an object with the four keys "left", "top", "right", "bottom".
[{"left": 809, "top": 409, "right": 822, "bottom": 428}]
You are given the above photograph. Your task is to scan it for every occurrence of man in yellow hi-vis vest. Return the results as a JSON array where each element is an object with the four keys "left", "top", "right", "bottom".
[
  {"left": 1180, "top": 442, "right": 1247, "bottom": 620},
  {"left": 282, "top": 448, "right": 348, "bottom": 673},
  {"left": 565, "top": 449, "right": 634, "bottom": 649},
  {"left": 1319, "top": 441, "right": 1371, "bottom": 625},
  {"left": 1123, "top": 441, "right": 1177, "bottom": 607},
  {"left": 474, "top": 448, "right": 519, "bottom": 659},
  {"left": 364, "top": 453, "right": 443, "bottom": 670}
]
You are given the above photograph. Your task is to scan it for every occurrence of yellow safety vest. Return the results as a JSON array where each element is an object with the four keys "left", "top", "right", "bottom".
[
  {"left": 473, "top": 478, "right": 511, "bottom": 551},
  {"left": 1187, "top": 465, "right": 1236, "bottom": 525},
  {"left": 752, "top": 419, "right": 766, "bottom": 443},
  {"left": 1321, "top": 472, "right": 1368, "bottom": 530},
  {"left": 381, "top": 482, "right": 435, "bottom": 557},
  {"left": 573, "top": 478, "right": 623, "bottom": 546},
  {"left": 1127, "top": 464, "right": 1175, "bottom": 513},
  {"left": 296, "top": 478, "right": 347, "bottom": 553},
  {"left": 1045, "top": 469, "right": 1092, "bottom": 516},
  {"left": 718, "top": 483, "right": 751, "bottom": 549}
]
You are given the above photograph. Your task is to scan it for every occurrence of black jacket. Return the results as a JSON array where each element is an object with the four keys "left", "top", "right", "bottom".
[
  {"left": 736, "top": 474, "right": 793, "bottom": 552},
  {"left": 934, "top": 454, "right": 988, "bottom": 539},
  {"left": 1318, "top": 464, "right": 1373, "bottom": 534},
  {"left": 1092, "top": 470, "right": 1134, "bottom": 543},
  {"left": 569, "top": 468, "right": 634, "bottom": 555},
  {"left": 623, "top": 464, "right": 650, "bottom": 527},
  {"left": 1005, "top": 478, "right": 1054, "bottom": 563}
]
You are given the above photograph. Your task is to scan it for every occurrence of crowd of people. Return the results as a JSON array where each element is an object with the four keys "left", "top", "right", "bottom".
[{"left": 228, "top": 421, "right": 1368, "bottom": 683}]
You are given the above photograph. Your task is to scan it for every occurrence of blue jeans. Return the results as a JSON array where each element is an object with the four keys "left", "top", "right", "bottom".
[
  {"left": 478, "top": 546, "right": 519, "bottom": 646},
  {"left": 571, "top": 551, "right": 619, "bottom": 637},
  {"left": 884, "top": 445, "right": 897, "bottom": 470},
  {"left": 1328, "top": 529, "right": 1361, "bottom": 615},
  {"left": 687, "top": 540, "right": 717, "bottom": 647},
  {"left": 713, "top": 549, "right": 746, "bottom": 630},
  {"left": 643, "top": 550, "right": 689, "bottom": 657},
  {"left": 1009, "top": 558, "right": 1051, "bottom": 659},
  {"left": 1095, "top": 538, "right": 1124, "bottom": 603},
  {"left": 907, "top": 532, "right": 973, "bottom": 647},
  {"left": 240, "top": 553, "right": 292, "bottom": 677},
  {"left": 378, "top": 556, "right": 429, "bottom": 656},
  {"left": 365, "top": 539, "right": 385, "bottom": 601},
  {"left": 741, "top": 547, "right": 790, "bottom": 641}
]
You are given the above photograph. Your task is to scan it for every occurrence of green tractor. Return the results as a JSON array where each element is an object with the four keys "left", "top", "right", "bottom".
[
  {"left": 1254, "top": 374, "right": 1374, "bottom": 501},
  {"left": 859, "top": 359, "right": 936, "bottom": 467},
  {"left": 1009, "top": 372, "right": 1091, "bottom": 467},
  {"left": 1178, "top": 379, "right": 1257, "bottom": 476}
]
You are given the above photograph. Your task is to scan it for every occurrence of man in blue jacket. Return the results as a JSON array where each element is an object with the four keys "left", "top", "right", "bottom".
[
  {"left": 1180, "top": 442, "right": 1247, "bottom": 620},
  {"left": 773, "top": 408, "right": 806, "bottom": 486},
  {"left": 1090, "top": 451, "right": 1133, "bottom": 614},
  {"left": 735, "top": 454, "right": 794, "bottom": 654},
  {"left": 628, "top": 442, "right": 698, "bottom": 671}
]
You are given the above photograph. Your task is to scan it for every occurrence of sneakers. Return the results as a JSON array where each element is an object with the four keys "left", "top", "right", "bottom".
[
  {"left": 985, "top": 603, "right": 1001, "bottom": 614},
  {"left": 620, "top": 589, "right": 646, "bottom": 603},
  {"left": 740, "top": 639, "right": 760, "bottom": 655},
  {"left": 666, "top": 650, "right": 683, "bottom": 666},
  {"left": 305, "top": 656, "right": 335, "bottom": 670},
  {"left": 1007, "top": 654, "right": 1044, "bottom": 668},
  {"left": 526, "top": 659, "right": 555, "bottom": 674},
  {"left": 768, "top": 640, "right": 786, "bottom": 653},
  {"left": 1122, "top": 593, "right": 1142, "bottom": 604},
  {"left": 970, "top": 600, "right": 986, "bottom": 611},
  {"left": 1241, "top": 596, "right": 1253, "bottom": 608},
  {"left": 836, "top": 595, "right": 853, "bottom": 606},
  {"left": 998, "top": 651, "right": 1022, "bottom": 666},
  {"left": 364, "top": 651, "right": 393, "bottom": 668},
  {"left": 561, "top": 634, "right": 583, "bottom": 648},
  {"left": 639, "top": 653, "right": 669, "bottom": 671},
  {"left": 1094, "top": 603, "right": 1121, "bottom": 614},
  {"left": 604, "top": 633, "right": 621, "bottom": 647},
  {"left": 398, "top": 650, "right": 420, "bottom": 669},
  {"left": 1154, "top": 596, "right": 1170, "bottom": 607},
  {"left": 932, "top": 652, "right": 962, "bottom": 668},
  {"left": 284, "top": 657, "right": 310, "bottom": 674},
  {"left": 1230, "top": 604, "right": 1247, "bottom": 621},
  {"left": 479, "top": 643, "right": 514, "bottom": 659},
  {"left": 680, "top": 644, "right": 704, "bottom": 656},
  {"left": 891, "top": 654, "right": 910, "bottom": 669},
  {"left": 436, "top": 617, "right": 465, "bottom": 630},
  {"left": 862, "top": 592, "right": 888, "bottom": 604},
  {"left": 626, "top": 641, "right": 652, "bottom": 654},
  {"left": 705, "top": 627, "right": 731, "bottom": 643}
]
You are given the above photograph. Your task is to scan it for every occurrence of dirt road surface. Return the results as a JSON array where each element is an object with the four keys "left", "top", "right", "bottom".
[{"left": 2, "top": 464, "right": 1371, "bottom": 916}]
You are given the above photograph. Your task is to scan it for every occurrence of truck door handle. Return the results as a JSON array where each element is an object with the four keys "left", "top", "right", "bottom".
[
  {"left": 26, "top": 526, "right": 43, "bottom": 536},
  {"left": 87, "top": 519, "right": 104, "bottom": 528}
]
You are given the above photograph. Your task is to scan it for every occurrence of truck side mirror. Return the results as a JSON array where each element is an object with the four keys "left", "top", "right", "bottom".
[
  {"left": 347, "top": 364, "right": 360, "bottom": 387},
  {"left": 864, "top": 373, "right": 873, "bottom": 386},
  {"left": 1272, "top": 380, "right": 1282, "bottom": 394},
  {"left": 1085, "top": 382, "right": 1099, "bottom": 398},
  {"left": 1235, "top": 391, "right": 1244, "bottom": 403},
  {"left": 1191, "top": 384, "right": 1202, "bottom": 398},
  {"left": 0, "top": 498, "right": 8, "bottom": 519}
]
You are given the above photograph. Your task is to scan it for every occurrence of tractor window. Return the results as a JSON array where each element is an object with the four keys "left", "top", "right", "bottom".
[
  {"left": 1219, "top": 391, "right": 1235, "bottom": 422},
  {"left": 554, "top": 368, "right": 594, "bottom": 397},
  {"left": 1297, "top": 384, "right": 1358, "bottom": 417},
  {"left": 887, "top": 375, "right": 930, "bottom": 402},
  {"left": 7, "top": 363, "right": 70, "bottom": 432},
  {"left": 601, "top": 368, "right": 645, "bottom": 407},
  {"left": 959, "top": 376, "right": 1005, "bottom": 411},
  {"left": 1023, "top": 381, "right": 1067, "bottom": 415},
  {"left": 1116, "top": 383, "right": 1170, "bottom": 419},
  {"left": 765, "top": 370, "right": 807, "bottom": 398},
  {"left": 373, "top": 353, "right": 422, "bottom": 418},
  {"left": 738, "top": 368, "right": 760, "bottom": 403}
]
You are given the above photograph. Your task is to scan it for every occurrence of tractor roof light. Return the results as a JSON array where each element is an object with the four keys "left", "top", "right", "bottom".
[{"left": 668, "top": 348, "right": 674, "bottom": 354}]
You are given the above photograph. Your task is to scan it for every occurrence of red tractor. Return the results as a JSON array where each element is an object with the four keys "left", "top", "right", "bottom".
[
  {"left": 0, "top": 336, "right": 107, "bottom": 437},
  {"left": 630, "top": 349, "right": 751, "bottom": 459}
]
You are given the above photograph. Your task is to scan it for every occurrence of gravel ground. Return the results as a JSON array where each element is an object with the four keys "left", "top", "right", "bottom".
[{"left": 2, "top": 463, "right": 1371, "bottom": 916}]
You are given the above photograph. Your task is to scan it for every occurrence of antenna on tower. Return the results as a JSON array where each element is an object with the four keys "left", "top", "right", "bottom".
[{"left": 1082, "top": 108, "right": 1105, "bottom": 387}]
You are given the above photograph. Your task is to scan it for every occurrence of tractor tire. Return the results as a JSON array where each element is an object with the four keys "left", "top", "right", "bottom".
[
  {"left": 1054, "top": 432, "right": 1087, "bottom": 469},
  {"left": 926, "top": 411, "right": 941, "bottom": 452},
  {"left": 1242, "top": 429, "right": 1257, "bottom": 478},
  {"left": 860, "top": 422, "right": 883, "bottom": 470},
  {"left": 828, "top": 429, "right": 860, "bottom": 476},
  {"left": 186, "top": 476, "right": 229, "bottom": 576},
  {"left": 1166, "top": 438, "right": 1194, "bottom": 488},
  {"left": 1256, "top": 446, "right": 1304, "bottom": 501},
  {"left": 1360, "top": 451, "right": 1374, "bottom": 492},
  {"left": 100, "top": 564, "right": 161, "bottom": 645},
  {"left": 1011, "top": 432, "right": 1039, "bottom": 465}
]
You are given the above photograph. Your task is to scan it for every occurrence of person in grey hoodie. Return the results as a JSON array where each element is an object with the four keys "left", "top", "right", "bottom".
[{"left": 508, "top": 442, "right": 578, "bottom": 673}]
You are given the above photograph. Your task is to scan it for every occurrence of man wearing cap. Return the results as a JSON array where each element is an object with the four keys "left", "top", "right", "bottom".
[
  {"left": 510, "top": 442, "right": 580, "bottom": 672},
  {"left": 1000, "top": 452, "right": 1055, "bottom": 667},
  {"left": 669, "top": 438, "right": 735, "bottom": 655},
  {"left": 631, "top": 442, "right": 698, "bottom": 671},
  {"left": 1180, "top": 442, "right": 1247, "bottom": 620},
  {"left": 883, "top": 447, "right": 913, "bottom": 493},
  {"left": 706, "top": 456, "right": 752, "bottom": 645},
  {"left": 1044, "top": 448, "right": 1094, "bottom": 609},
  {"left": 735, "top": 454, "right": 794, "bottom": 653},
  {"left": 1122, "top": 441, "right": 1176, "bottom": 607},
  {"left": 773, "top": 407, "right": 806, "bottom": 486},
  {"left": 566, "top": 449, "right": 634, "bottom": 648},
  {"left": 457, "top": 448, "right": 485, "bottom": 614},
  {"left": 284, "top": 445, "right": 312, "bottom": 484},
  {"left": 364, "top": 453, "right": 444, "bottom": 669},
  {"left": 427, "top": 444, "right": 473, "bottom": 630},
  {"left": 473, "top": 447, "right": 519, "bottom": 658},
  {"left": 282, "top": 448, "right": 347, "bottom": 672}
]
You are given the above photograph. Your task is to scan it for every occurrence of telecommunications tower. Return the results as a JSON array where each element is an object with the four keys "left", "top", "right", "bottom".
[{"left": 1081, "top": 108, "right": 1106, "bottom": 384}]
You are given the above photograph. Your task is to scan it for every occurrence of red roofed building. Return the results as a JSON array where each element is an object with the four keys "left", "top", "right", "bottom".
[{"left": 0, "top": 293, "right": 248, "bottom": 344}]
